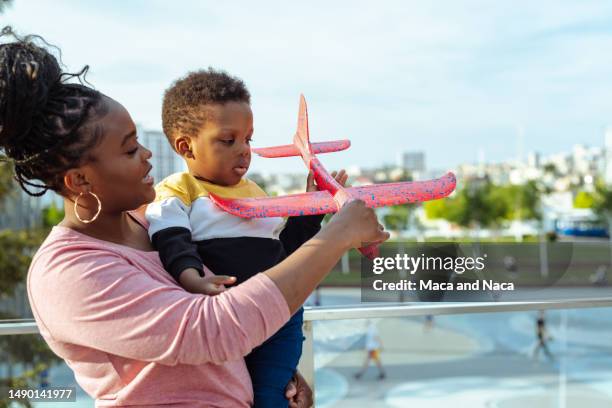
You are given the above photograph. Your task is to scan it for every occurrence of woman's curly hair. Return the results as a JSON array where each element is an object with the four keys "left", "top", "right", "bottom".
[{"left": 0, "top": 26, "right": 105, "bottom": 196}]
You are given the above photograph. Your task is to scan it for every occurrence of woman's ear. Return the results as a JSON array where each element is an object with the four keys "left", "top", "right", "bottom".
[
  {"left": 175, "top": 136, "right": 194, "bottom": 159},
  {"left": 63, "top": 168, "right": 91, "bottom": 196}
]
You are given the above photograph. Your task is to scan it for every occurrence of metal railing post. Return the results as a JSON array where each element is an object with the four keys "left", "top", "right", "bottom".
[{"left": 298, "top": 320, "right": 315, "bottom": 401}]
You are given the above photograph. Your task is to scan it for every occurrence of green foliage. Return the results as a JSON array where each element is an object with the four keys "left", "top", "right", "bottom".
[
  {"left": 423, "top": 198, "right": 447, "bottom": 219},
  {"left": 383, "top": 205, "right": 411, "bottom": 231},
  {"left": 425, "top": 179, "right": 541, "bottom": 227},
  {"left": 0, "top": 155, "right": 62, "bottom": 403},
  {"left": 592, "top": 181, "right": 612, "bottom": 229},
  {"left": 0, "top": 158, "right": 16, "bottom": 199},
  {"left": 41, "top": 202, "right": 64, "bottom": 228},
  {"left": 0, "top": 320, "right": 59, "bottom": 407},
  {"left": 519, "top": 181, "right": 541, "bottom": 220},
  {"left": 543, "top": 163, "right": 558, "bottom": 175},
  {"left": 574, "top": 191, "right": 595, "bottom": 209},
  {"left": 0, "top": 230, "right": 39, "bottom": 297}
]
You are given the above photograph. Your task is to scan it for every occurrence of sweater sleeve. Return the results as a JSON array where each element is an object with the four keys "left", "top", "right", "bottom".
[
  {"left": 28, "top": 249, "right": 290, "bottom": 366},
  {"left": 146, "top": 197, "right": 204, "bottom": 281},
  {"left": 279, "top": 214, "right": 325, "bottom": 256}
]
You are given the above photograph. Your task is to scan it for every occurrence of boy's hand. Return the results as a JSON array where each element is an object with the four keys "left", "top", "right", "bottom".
[
  {"left": 198, "top": 275, "right": 237, "bottom": 296},
  {"left": 179, "top": 268, "right": 236, "bottom": 295},
  {"left": 306, "top": 169, "right": 349, "bottom": 192},
  {"left": 285, "top": 371, "right": 313, "bottom": 408}
]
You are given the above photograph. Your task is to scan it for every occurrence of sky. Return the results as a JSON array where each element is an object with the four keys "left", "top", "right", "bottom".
[{"left": 3, "top": 0, "right": 612, "bottom": 176}]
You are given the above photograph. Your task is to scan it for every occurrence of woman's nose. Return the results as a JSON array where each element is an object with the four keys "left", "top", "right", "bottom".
[{"left": 142, "top": 146, "right": 153, "bottom": 160}]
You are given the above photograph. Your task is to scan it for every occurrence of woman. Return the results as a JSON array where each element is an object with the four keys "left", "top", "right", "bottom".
[{"left": 0, "top": 27, "right": 388, "bottom": 407}]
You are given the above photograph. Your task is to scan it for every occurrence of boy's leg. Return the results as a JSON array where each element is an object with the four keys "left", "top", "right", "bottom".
[{"left": 245, "top": 307, "right": 304, "bottom": 408}]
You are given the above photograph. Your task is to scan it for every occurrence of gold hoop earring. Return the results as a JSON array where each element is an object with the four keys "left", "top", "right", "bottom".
[{"left": 74, "top": 191, "right": 102, "bottom": 224}]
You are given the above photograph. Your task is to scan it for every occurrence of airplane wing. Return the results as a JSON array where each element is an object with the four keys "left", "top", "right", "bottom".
[
  {"left": 346, "top": 172, "right": 456, "bottom": 208},
  {"left": 252, "top": 140, "right": 350, "bottom": 158},
  {"left": 208, "top": 190, "right": 338, "bottom": 218},
  {"left": 208, "top": 172, "right": 456, "bottom": 219}
]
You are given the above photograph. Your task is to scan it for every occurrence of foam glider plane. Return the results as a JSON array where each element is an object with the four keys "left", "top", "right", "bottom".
[{"left": 209, "top": 95, "right": 457, "bottom": 259}]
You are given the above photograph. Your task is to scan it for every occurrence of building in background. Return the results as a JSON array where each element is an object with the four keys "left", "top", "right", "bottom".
[
  {"left": 137, "top": 126, "right": 186, "bottom": 183},
  {"left": 398, "top": 151, "right": 425, "bottom": 175},
  {"left": 0, "top": 187, "right": 59, "bottom": 230}
]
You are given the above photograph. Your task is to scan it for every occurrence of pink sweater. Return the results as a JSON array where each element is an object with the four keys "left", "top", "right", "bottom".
[{"left": 26, "top": 213, "right": 290, "bottom": 407}]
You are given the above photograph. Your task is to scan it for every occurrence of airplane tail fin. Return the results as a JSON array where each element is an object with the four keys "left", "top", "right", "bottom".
[
  {"left": 251, "top": 94, "right": 351, "bottom": 158},
  {"left": 294, "top": 94, "right": 312, "bottom": 155}
]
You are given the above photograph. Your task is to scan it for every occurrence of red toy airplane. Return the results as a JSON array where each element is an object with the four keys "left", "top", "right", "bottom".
[{"left": 209, "top": 95, "right": 457, "bottom": 259}]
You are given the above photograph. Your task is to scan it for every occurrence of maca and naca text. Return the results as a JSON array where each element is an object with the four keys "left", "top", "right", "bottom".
[{"left": 370, "top": 254, "right": 515, "bottom": 291}]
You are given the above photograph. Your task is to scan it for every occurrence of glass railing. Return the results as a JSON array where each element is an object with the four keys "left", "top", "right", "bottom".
[
  {"left": 299, "top": 299, "right": 612, "bottom": 407},
  {"left": 3, "top": 297, "right": 612, "bottom": 407}
]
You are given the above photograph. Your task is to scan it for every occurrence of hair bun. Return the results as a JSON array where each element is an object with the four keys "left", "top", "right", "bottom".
[
  {"left": 0, "top": 27, "right": 103, "bottom": 197},
  {"left": 0, "top": 27, "right": 63, "bottom": 154}
]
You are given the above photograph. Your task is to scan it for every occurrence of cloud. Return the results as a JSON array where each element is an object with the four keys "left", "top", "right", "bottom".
[{"left": 3, "top": 0, "right": 612, "bottom": 173}]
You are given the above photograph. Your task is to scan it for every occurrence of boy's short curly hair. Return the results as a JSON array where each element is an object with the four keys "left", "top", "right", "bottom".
[{"left": 162, "top": 68, "right": 251, "bottom": 146}]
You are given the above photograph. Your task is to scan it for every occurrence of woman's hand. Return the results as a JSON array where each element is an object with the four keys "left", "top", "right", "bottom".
[
  {"left": 306, "top": 169, "right": 349, "bottom": 192},
  {"left": 304, "top": 169, "right": 386, "bottom": 249},
  {"left": 324, "top": 199, "right": 389, "bottom": 250},
  {"left": 263, "top": 191, "right": 389, "bottom": 315},
  {"left": 285, "top": 371, "right": 313, "bottom": 408}
]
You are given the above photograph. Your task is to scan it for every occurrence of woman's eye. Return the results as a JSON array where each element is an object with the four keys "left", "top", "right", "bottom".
[
  {"left": 127, "top": 147, "right": 138, "bottom": 155},
  {"left": 221, "top": 139, "right": 234, "bottom": 145}
]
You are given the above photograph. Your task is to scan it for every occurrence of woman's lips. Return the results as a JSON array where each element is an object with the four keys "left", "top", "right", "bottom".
[{"left": 142, "top": 165, "right": 154, "bottom": 184}]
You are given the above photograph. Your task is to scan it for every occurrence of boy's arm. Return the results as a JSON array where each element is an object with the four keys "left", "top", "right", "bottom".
[
  {"left": 279, "top": 214, "right": 325, "bottom": 256},
  {"left": 146, "top": 197, "right": 204, "bottom": 282}
]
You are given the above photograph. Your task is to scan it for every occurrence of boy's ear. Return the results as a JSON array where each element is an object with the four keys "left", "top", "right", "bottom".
[{"left": 175, "top": 135, "right": 194, "bottom": 159}]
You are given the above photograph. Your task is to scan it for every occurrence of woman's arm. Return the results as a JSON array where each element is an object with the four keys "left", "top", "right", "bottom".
[
  {"left": 28, "top": 250, "right": 289, "bottom": 366},
  {"left": 28, "top": 200, "right": 386, "bottom": 366},
  {"left": 266, "top": 199, "right": 388, "bottom": 313}
]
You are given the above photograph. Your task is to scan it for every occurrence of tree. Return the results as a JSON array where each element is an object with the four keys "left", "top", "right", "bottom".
[
  {"left": 593, "top": 180, "right": 612, "bottom": 228},
  {"left": 423, "top": 197, "right": 448, "bottom": 220},
  {"left": 518, "top": 180, "right": 542, "bottom": 221},
  {"left": 444, "top": 179, "right": 503, "bottom": 229},
  {"left": 574, "top": 191, "right": 595, "bottom": 209},
  {"left": 41, "top": 202, "right": 64, "bottom": 228},
  {"left": 423, "top": 179, "right": 541, "bottom": 238},
  {"left": 0, "top": 157, "right": 62, "bottom": 406},
  {"left": 383, "top": 205, "right": 410, "bottom": 232}
]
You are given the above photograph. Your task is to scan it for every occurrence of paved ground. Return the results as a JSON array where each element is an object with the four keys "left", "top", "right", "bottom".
[{"left": 312, "top": 288, "right": 612, "bottom": 407}]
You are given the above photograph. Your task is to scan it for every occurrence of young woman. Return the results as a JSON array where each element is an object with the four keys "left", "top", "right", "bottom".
[{"left": 0, "top": 27, "right": 388, "bottom": 407}]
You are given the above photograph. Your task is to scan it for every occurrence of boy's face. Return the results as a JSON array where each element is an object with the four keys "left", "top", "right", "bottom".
[{"left": 178, "top": 101, "right": 253, "bottom": 186}]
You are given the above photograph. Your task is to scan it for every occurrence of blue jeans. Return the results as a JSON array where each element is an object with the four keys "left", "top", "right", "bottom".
[{"left": 245, "top": 307, "right": 304, "bottom": 408}]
